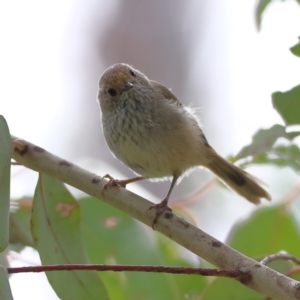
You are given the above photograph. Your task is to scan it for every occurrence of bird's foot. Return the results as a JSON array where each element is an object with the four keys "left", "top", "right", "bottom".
[
  {"left": 146, "top": 199, "right": 172, "bottom": 229},
  {"left": 101, "top": 174, "right": 128, "bottom": 196},
  {"left": 101, "top": 174, "right": 145, "bottom": 195}
]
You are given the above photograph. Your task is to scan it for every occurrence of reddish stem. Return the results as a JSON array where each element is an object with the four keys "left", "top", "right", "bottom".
[{"left": 7, "top": 264, "right": 247, "bottom": 279}]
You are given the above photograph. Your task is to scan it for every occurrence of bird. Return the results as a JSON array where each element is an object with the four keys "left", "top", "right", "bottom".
[{"left": 97, "top": 63, "right": 271, "bottom": 228}]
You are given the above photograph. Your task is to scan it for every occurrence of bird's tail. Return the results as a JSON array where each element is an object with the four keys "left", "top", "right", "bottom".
[{"left": 206, "top": 153, "right": 271, "bottom": 204}]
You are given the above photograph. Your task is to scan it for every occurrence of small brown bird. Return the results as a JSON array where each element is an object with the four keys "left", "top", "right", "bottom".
[{"left": 98, "top": 63, "right": 271, "bottom": 228}]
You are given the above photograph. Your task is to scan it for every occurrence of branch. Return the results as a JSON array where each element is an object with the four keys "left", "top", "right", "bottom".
[
  {"left": 10, "top": 135, "right": 300, "bottom": 300},
  {"left": 261, "top": 253, "right": 300, "bottom": 266},
  {"left": 7, "top": 264, "right": 247, "bottom": 279}
]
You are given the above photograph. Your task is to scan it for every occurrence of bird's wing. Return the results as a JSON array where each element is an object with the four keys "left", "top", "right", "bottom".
[
  {"left": 150, "top": 80, "right": 184, "bottom": 108},
  {"left": 150, "top": 80, "right": 210, "bottom": 146}
]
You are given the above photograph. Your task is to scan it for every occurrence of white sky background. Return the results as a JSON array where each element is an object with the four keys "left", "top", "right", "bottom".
[{"left": 1, "top": 0, "right": 300, "bottom": 299}]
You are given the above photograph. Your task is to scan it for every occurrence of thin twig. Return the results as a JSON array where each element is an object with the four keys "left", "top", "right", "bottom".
[
  {"left": 287, "top": 266, "right": 300, "bottom": 276},
  {"left": 261, "top": 253, "right": 300, "bottom": 266},
  {"left": 172, "top": 178, "right": 217, "bottom": 207},
  {"left": 7, "top": 264, "right": 248, "bottom": 280},
  {"left": 282, "top": 180, "right": 300, "bottom": 206}
]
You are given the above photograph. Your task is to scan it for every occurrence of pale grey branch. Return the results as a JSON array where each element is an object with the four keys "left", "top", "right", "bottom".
[
  {"left": 11, "top": 135, "right": 300, "bottom": 300},
  {"left": 261, "top": 253, "right": 300, "bottom": 266}
]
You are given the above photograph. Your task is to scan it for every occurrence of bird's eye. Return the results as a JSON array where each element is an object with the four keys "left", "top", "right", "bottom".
[
  {"left": 129, "top": 69, "right": 136, "bottom": 77},
  {"left": 107, "top": 88, "right": 117, "bottom": 96}
]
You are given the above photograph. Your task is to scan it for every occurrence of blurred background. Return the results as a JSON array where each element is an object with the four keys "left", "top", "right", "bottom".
[{"left": 1, "top": 0, "right": 300, "bottom": 298}]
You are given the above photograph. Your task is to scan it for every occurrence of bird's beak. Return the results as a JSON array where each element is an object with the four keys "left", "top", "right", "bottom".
[{"left": 124, "top": 82, "right": 134, "bottom": 91}]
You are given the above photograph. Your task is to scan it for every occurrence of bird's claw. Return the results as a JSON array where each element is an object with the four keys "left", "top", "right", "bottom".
[
  {"left": 146, "top": 201, "right": 172, "bottom": 230},
  {"left": 101, "top": 174, "right": 127, "bottom": 196}
]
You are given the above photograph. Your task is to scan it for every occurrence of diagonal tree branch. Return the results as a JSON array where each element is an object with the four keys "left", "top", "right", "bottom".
[{"left": 10, "top": 135, "right": 300, "bottom": 300}]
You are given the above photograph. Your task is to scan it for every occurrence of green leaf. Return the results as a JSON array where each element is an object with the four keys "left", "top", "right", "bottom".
[
  {"left": 32, "top": 175, "right": 108, "bottom": 300},
  {"left": 155, "top": 233, "right": 206, "bottom": 299},
  {"left": 227, "top": 206, "right": 300, "bottom": 259},
  {"left": 272, "top": 85, "right": 300, "bottom": 125},
  {"left": 80, "top": 196, "right": 206, "bottom": 300},
  {"left": 201, "top": 277, "right": 262, "bottom": 300},
  {"left": 255, "top": 0, "right": 273, "bottom": 30},
  {"left": 235, "top": 124, "right": 299, "bottom": 160},
  {"left": 290, "top": 37, "right": 300, "bottom": 57},
  {"left": 0, "top": 116, "right": 11, "bottom": 252},
  {"left": 251, "top": 144, "right": 300, "bottom": 173},
  {"left": 0, "top": 265, "right": 13, "bottom": 300},
  {"left": 255, "top": 1, "right": 300, "bottom": 30}
]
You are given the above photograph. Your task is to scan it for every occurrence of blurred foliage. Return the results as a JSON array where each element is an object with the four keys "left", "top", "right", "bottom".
[
  {"left": 235, "top": 127, "right": 300, "bottom": 172},
  {"left": 80, "top": 196, "right": 205, "bottom": 300},
  {"left": 200, "top": 255, "right": 295, "bottom": 300},
  {"left": 272, "top": 85, "right": 300, "bottom": 126},
  {"left": 227, "top": 206, "right": 300, "bottom": 258},
  {"left": 9, "top": 198, "right": 33, "bottom": 249},
  {"left": 251, "top": 144, "right": 300, "bottom": 173},
  {"left": 2, "top": 2, "right": 300, "bottom": 299},
  {"left": 200, "top": 277, "right": 263, "bottom": 300},
  {"left": 31, "top": 175, "right": 108, "bottom": 300},
  {"left": 0, "top": 116, "right": 11, "bottom": 253},
  {"left": 290, "top": 37, "right": 300, "bottom": 57},
  {"left": 0, "top": 266, "right": 13, "bottom": 300},
  {"left": 235, "top": 124, "right": 300, "bottom": 161},
  {"left": 255, "top": 0, "right": 300, "bottom": 30},
  {"left": 234, "top": 47, "right": 300, "bottom": 172},
  {"left": 255, "top": 0, "right": 273, "bottom": 30}
]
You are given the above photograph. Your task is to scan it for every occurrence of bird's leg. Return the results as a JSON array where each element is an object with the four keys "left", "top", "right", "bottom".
[
  {"left": 102, "top": 174, "right": 145, "bottom": 195},
  {"left": 147, "top": 175, "right": 178, "bottom": 229}
]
